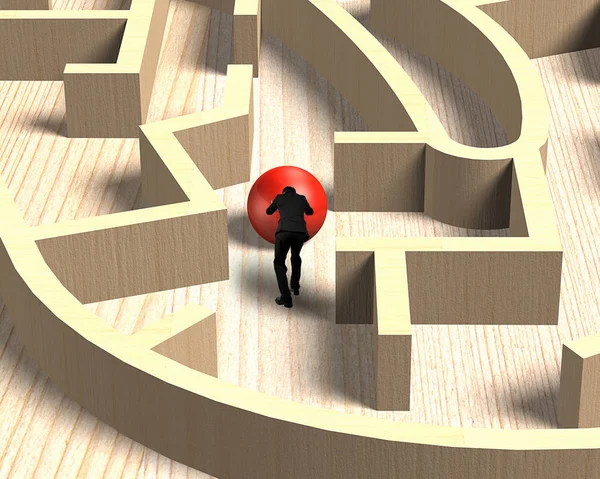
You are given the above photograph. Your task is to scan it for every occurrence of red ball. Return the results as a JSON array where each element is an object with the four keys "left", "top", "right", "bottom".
[{"left": 247, "top": 166, "right": 328, "bottom": 244}]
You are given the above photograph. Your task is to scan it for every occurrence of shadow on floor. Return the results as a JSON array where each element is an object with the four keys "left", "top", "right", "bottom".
[
  {"left": 235, "top": 251, "right": 376, "bottom": 409},
  {"left": 569, "top": 5, "right": 600, "bottom": 66},
  {"left": 183, "top": 3, "right": 232, "bottom": 77},
  {"left": 88, "top": 170, "right": 142, "bottom": 214},
  {"left": 30, "top": 112, "right": 67, "bottom": 138},
  {"left": 582, "top": 131, "right": 600, "bottom": 197},
  {"left": 228, "top": 209, "right": 272, "bottom": 251},
  {"left": 511, "top": 376, "right": 560, "bottom": 428},
  {"left": 498, "top": 361, "right": 560, "bottom": 428}
]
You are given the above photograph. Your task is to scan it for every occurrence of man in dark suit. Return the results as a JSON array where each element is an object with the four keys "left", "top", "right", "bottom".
[{"left": 266, "top": 186, "right": 314, "bottom": 308}]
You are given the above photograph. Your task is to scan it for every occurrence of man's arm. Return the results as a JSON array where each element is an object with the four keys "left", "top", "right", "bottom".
[
  {"left": 304, "top": 197, "right": 314, "bottom": 216},
  {"left": 266, "top": 197, "right": 278, "bottom": 215}
]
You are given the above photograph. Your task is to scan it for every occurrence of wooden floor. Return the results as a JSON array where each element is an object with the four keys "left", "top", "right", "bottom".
[{"left": 1, "top": 0, "right": 599, "bottom": 476}]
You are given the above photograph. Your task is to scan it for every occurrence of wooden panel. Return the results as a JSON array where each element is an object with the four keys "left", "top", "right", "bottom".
[
  {"left": 0, "top": 0, "right": 51, "bottom": 8},
  {"left": 335, "top": 250, "right": 374, "bottom": 324},
  {"left": 405, "top": 250, "right": 563, "bottom": 325},
  {"left": 138, "top": 0, "right": 171, "bottom": 122},
  {"left": 148, "top": 307, "right": 218, "bottom": 377},
  {"left": 508, "top": 161, "right": 528, "bottom": 237},
  {"left": 64, "top": 71, "right": 142, "bottom": 138},
  {"left": 0, "top": 16, "right": 126, "bottom": 80},
  {"left": 35, "top": 209, "right": 229, "bottom": 303},
  {"left": 0, "top": 1, "right": 169, "bottom": 138},
  {"left": 480, "top": 0, "right": 600, "bottom": 59},
  {"left": 175, "top": 114, "right": 252, "bottom": 189},
  {"left": 139, "top": 130, "right": 190, "bottom": 207},
  {"left": 424, "top": 146, "right": 513, "bottom": 230},
  {"left": 188, "top": 0, "right": 235, "bottom": 13},
  {"left": 371, "top": 0, "right": 523, "bottom": 143},
  {"left": 65, "top": 0, "right": 170, "bottom": 137},
  {"left": 558, "top": 344, "right": 585, "bottom": 428},
  {"left": 333, "top": 132, "right": 427, "bottom": 212},
  {"left": 373, "top": 250, "right": 412, "bottom": 411},
  {"left": 559, "top": 336, "right": 600, "bottom": 428},
  {"left": 233, "top": 0, "right": 260, "bottom": 76}
]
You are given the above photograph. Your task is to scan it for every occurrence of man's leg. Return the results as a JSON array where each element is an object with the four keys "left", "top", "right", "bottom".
[
  {"left": 290, "top": 233, "right": 305, "bottom": 292},
  {"left": 274, "top": 232, "right": 292, "bottom": 299}
]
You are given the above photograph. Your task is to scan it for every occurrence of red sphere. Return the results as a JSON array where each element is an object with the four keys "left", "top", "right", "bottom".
[{"left": 247, "top": 166, "right": 328, "bottom": 244}]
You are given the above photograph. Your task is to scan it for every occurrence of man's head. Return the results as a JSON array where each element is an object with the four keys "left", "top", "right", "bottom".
[{"left": 282, "top": 186, "right": 296, "bottom": 194}]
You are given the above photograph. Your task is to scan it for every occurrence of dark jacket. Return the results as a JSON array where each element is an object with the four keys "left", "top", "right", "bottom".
[{"left": 266, "top": 190, "right": 314, "bottom": 237}]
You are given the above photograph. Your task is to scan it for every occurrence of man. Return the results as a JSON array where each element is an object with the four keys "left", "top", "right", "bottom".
[{"left": 266, "top": 186, "right": 314, "bottom": 308}]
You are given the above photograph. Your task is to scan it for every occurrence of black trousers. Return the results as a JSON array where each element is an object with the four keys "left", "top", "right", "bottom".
[{"left": 273, "top": 231, "right": 307, "bottom": 298}]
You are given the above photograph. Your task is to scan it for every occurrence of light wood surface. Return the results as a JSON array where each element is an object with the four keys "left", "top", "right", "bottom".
[{"left": 1, "top": 0, "right": 600, "bottom": 477}]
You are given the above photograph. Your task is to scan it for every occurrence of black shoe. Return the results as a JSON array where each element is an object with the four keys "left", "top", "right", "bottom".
[
  {"left": 292, "top": 287, "right": 299, "bottom": 296},
  {"left": 275, "top": 296, "right": 293, "bottom": 308}
]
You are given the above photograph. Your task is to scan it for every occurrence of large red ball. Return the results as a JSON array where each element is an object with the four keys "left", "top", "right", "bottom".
[{"left": 247, "top": 166, "right": 328, "bottom": 244}]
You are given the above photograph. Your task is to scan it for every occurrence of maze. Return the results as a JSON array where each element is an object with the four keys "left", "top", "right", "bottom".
[{"left": 1, "top": 0, "right": 600, "bottom": 477}]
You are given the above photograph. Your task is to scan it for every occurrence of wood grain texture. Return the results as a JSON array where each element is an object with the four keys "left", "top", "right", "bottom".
[
  {"left": 405, "top": 249, "right": 563, "bottom": 325},
  {"left": 0, "top": 0, "right": 575, "bottom": 469},
  {"left": 335, "top": 250, "right": 374, "bottom": 324},
  {"left": 423, "top": 147, "right": 512, "bottom": 229},
  {"left": 0, "top": 15, "right": 127, "bottom": 80},
  {"left": 189, "top": 0, "right": 235, "bottom": 13},
  {"left": 0, "top": 0, "right": 170, "bottom": 138},
  {"left": 333, "top": 133, "right": 427, "bottom": 212},
  {"left": 558, "top": 333, "right": 600, "bottom": 428},
  {"left": 332, "top": 0, "right": 562, "bottom": 364},
  {"left": 479, "top": 0, "right": 600, "bottom": 59},
  {"left": 373, "top": 250, "right": 412, "bottom": 411},
  {"left": 0, "top": 0, "right": 51, "bottom": 9},
  {"left": 144, "top": 305, "right": 218, "bottom": 377},
  {"left": 35, "top": 208, "right": 229, "bottom": 303},
  {"left": 29, "top": 66, "right": 254, "bottom": 305},
  {"left": 0, "top": 0, "right": 599, "bottom": 476},
  {"left": 232, "top": 0, "right": 260, "bottom": 76},
  {"left": 171, "top": 65, "right": 253, "bottom": 189},
  {"left": 65, "top": 0, "right": 170, "bottom": 137},
  {"left": 262, "top": 0, "right": 418, "bottom": 131},
  {"left": 64, "top": 70, "right": 142, "bottom": 137},
  {"left": 557, "top": 343, "right": 586, "bottom": 427},
  {"left": 371, "top": 0, "right": 523, "bottom": 144}
]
